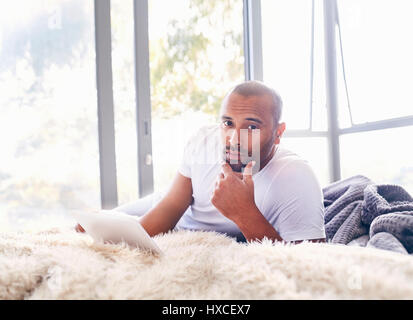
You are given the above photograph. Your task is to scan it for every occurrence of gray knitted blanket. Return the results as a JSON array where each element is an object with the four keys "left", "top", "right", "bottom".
[{"left": 323, "top": 175, "right": 413, "bottom": 255}]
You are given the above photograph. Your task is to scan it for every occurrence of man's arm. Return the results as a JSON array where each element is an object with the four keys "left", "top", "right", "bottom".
[
  {"left": 235, "top": 206, "right": 325, "bottom": 243},
  {"left": 75, "top": 172, "right": 192, "bottom": 236},
  {"left": 139, "top": 172, "right": 193, "bottom": 237},
  {"left": 211, "top": 161, "right": 326, "bottom": 244},
  {"left": 233, "top": 204, "right": 283, "bottom": 242}
]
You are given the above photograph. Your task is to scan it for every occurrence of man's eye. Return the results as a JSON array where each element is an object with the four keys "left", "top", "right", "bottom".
[
  {"left": 223, "top": 120, "right": 233, "bottom": 127},
  {"left": 247, "top": 124, "right": 258, "bottom": 130}
]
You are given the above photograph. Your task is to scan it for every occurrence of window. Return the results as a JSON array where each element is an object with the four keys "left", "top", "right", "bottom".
[
  {"left": 336, "top": 0, "right": 413, "bottom": 194},
  {"left": 111, "top": 0, "right": 139, "bottom": 204},
  {"left": 3, "top": 0, "right": 411, "bottom": 232},
  {"left": 261, "top": 0, "right": 329, "bottom": 185},
  {"left": 261, "top": 0, "right": 328, "bottom": 130},
  {"left": 0, "top": 0, "right": 99, "bottom": 230},
  {"left": 148, "top": 0, "right": 245, "bottom": 192},
  {"left": 340, "top": 127, "right": 413, "bottom": 195},
  {"left": 336, "top": 0, "right": 413, "bottom": 126}
]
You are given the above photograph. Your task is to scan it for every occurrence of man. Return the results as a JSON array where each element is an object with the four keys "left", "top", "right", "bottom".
[{"left": 76, "top": 81, "right": 326, "bottom": 243}]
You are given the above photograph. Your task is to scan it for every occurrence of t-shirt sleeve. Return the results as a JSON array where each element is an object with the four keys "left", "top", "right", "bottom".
[
  {"left": 270, "top": 161, "right": 326, "bottom": 242},
  {"left": 177, "top": 133, "right": 195, "bottom": 178},
  {"left": 177, "top": 124, "right": 221, "bottom": 179}
]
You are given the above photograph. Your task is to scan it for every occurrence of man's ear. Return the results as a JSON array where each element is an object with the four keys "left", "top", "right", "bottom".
[{"left": 274, "top": 122, "right": 286, "bottom": 145}]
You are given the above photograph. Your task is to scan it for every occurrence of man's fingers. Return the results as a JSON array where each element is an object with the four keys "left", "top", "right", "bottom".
[
  {"left": 75, "top": 223, "right": 85, "bottom": 233},
  {"left": 214, "top": 172, "right": 224, "bottom": 190},
  {"left": 221, "top": 162, "right": 233, "bottom": 177},
  {"left": 232, "top": 172, "right": 243, "bottom": 179},
  {"left": 242, "top": 161, "right": 256, "bottom": 181}
]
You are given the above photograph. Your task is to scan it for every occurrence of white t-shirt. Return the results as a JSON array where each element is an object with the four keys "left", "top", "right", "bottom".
[{"left": 175, "top": 124, "right": 326, "bottom": 242}]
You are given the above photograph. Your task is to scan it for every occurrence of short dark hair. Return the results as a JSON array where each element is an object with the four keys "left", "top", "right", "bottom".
[{"left": 228, "top": 80, "right": 283, "bottom": 126}]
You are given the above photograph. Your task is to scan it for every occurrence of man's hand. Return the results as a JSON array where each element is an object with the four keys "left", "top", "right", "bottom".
[
  {"left": 211, "top": 161, "right": 257, "bottom": 225},
  {"left": 211, "top": 161, "right": 283, "bottom": 243},
  {"left": 75, "top": 223, "right": 85, "bottom": 233}
]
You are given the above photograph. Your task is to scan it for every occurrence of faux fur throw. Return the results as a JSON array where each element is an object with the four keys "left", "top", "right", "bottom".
[
  {"left": 1, "top": 227, "right": 413, "bottom": 300},
  {"left": 323, "top": 175, "right": 413, "bottom": 254}
]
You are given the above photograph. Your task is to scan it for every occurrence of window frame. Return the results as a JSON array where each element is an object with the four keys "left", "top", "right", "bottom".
[
  {"left": 95, "top": 0, "right": 118, "bottom": 209},
  {"left": 94, "top": 0, "right": 154, "bottom": 208}
]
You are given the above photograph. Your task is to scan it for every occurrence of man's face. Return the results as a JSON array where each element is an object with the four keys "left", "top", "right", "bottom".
[{"left": 220, "top": 93, "right": 283, "bottom": 173}]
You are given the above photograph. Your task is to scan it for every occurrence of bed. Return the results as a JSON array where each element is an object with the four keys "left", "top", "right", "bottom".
[
  {"left": 1, "top": 174, "right": 413, "bottom": 300},
  {"left": 1, "top": 226, "right": 413, "bottom": 300}
]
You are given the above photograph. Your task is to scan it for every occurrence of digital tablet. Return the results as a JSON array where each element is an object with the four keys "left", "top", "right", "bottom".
[{"left": 70, "top": 210, "right": 163, "bottom": 255}]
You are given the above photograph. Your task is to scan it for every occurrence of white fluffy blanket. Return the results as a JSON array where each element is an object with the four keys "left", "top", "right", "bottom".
[{"left": 1, "top": 227, "right": 413, "bottom": 300}]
